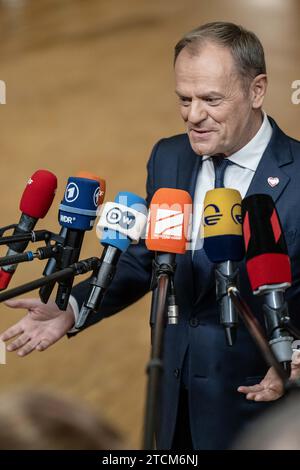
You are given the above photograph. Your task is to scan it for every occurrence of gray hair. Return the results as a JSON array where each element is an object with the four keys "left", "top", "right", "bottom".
[{"left": 174, "top": 22, "right": 266, "bottom": 88}]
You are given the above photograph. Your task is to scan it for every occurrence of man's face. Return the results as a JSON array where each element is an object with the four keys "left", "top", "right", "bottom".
[{"left": 174, "top": 42, "right": 258, "bottom": 156}]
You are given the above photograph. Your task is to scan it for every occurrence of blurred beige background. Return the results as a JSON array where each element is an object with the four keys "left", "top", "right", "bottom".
[{"left": 0, "top": 0, "right": 299, "bottom": 448}]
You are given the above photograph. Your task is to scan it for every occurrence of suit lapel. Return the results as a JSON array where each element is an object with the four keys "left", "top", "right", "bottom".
[
  {"left": 246, "top": 117, "right": 292, "bottom": 202},
  {"left": 176, "top": 141, "right": 200, "bottom": 193}
]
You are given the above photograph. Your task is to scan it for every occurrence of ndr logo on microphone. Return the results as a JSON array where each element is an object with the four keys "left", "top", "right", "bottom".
[
  {"left": 106, "top": 206, "right": 136, "bottom": 229},
  {"left": 204, "top": 203, "right": 242, "bottom": 226}
]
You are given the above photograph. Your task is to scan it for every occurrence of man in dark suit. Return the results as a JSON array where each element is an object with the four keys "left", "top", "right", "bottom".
[{"left": 1, "top": 22, "right": 300, "bottom": 449}]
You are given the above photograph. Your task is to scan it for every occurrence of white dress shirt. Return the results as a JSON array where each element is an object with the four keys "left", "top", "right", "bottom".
[{"left": 191, "top": 111, "right": 273, "bottom": 252}]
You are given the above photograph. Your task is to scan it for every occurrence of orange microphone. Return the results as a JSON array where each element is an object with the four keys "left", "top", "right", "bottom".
[
  {"left": 146, "top": 188, "right": 192, "bottom": 254},
  {"left": 76, "top": 171, "right": 106, "bottom": 206},
  {"left": 143, "top": 187, "right": 192, "bottom": 450},
  {"left": 146, "top": 187, "right": 192, "bottom": 325}
]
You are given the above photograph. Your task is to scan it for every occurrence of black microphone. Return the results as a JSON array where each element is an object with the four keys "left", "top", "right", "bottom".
[
  {"left": 54, "top": 176, "right": 100, "bottom": 310},
  {"left": 242, "top": 194, "right": 293, "bottom": 373},
  {"left": 39, "top": 174, "right": 105, "bottom": 303}
]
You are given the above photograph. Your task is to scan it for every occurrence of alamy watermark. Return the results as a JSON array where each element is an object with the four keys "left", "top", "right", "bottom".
[
  {"left": 0, "top": 80, "right": 6, "bottom": 104},
  {"left": 291, "top": 80, "right": 300, "bottom": 105}
]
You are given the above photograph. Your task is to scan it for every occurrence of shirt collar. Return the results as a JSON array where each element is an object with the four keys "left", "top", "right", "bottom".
[{"left": 202, "top": 111, "right": 273, "bottom": 172}]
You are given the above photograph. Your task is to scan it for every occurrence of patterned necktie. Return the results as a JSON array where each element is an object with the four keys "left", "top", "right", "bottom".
[{"left": 213, "top": 155, "right": 232, "bottom": 188}]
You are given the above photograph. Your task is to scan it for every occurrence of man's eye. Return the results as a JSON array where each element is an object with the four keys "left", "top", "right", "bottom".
[
  {"left": 179, "top": 97, "right": 191, "bottom": 106},
  {"left": 205, "top": 97, "right": 221, "bottom": 105}
]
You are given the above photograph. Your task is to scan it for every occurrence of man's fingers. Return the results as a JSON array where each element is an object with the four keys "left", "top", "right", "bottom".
[
  {"left": 237, "top": 384, "right": 264, "bottom": 394},
  {"left": 4, "top": 298, "right": 40, "bottom": 310},
  {"left": 6, "top": 333, "right": 31, "bottom": 352},
  {"left": 0, "top": 324, "right": 23, "bottom": 342},
  {"left": 36, "top": 339, "right": 52, "bottom": 351},
  {"left": 292, "top": 350, "right": 300, "bottom": 366},
  {"left": 17, "top": 340, "right": 40, "bottom": 357},
  {"left": 248, "top": 388, "right": 282, "bottom": 402}
]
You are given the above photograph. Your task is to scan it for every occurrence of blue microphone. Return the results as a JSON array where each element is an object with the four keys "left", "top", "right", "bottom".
[
  {"left": 75, "top": 191, "right": 148, "bottom": 328},
  {"left": 54, "top": 176, "right": 100, "bottom": 310},
  {"left": 59, "top": 177, "right": 99, "bottom": 230}
]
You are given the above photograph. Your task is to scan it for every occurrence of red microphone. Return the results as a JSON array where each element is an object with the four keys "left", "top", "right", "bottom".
[
  {"left": 242, "top": 194, "right": 293, "bottom": 373},
  {"left": 0, "top": 169, "right": 57, "bottom": 289}
]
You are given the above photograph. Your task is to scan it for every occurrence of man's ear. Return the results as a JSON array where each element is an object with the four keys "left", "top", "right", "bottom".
[{"left": 251, "top": 74, "right": 268, "bottom": 109}]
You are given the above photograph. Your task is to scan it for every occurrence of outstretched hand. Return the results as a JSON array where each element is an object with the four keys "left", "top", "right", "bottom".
[
  {"left": 238, "top": 351, "right": 300, "bottom": 401},
  {"left": 0, "top": 298, "right": 75, "bottom": 357}
]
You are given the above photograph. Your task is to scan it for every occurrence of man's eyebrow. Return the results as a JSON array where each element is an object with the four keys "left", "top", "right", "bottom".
[
  {"left": 175, "top": 90, "right": 190, "bottom": 98},
  {"left": 175, "top": 90, "right": 224, "bottom": 99}
]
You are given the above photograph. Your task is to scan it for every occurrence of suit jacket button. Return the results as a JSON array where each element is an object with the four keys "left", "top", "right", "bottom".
[
  {"left": 189, "top": 317, "right": 199, "bottom": 327},
  {"left": 173, "top": 368, "right": 180, "bottom": 379}
]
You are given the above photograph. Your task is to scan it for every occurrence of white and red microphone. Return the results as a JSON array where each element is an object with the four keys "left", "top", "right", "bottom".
[
  {"left": 242, "top": 194, "right": 293, "bottom": 373},
  {"left": 0, "top": 170, "right": 57, "bottom": 290}
]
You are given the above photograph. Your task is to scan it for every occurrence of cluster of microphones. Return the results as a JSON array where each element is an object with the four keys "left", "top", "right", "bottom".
[{"left": 0, "top": 169, "right": 296, "bottom": 374}]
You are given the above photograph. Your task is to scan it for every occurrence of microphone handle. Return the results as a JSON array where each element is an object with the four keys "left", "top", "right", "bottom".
[
  {"left": 1, "top": 214, "right": 38, "bottom": 274},
  {"left": 7, "top": 213, "right": 37, "bottom": 253},
  {"left": 263, "top": 290, "right": 293, "bottom": 373},
  {"left": 39, "top": 227, "right": 68, "bottom": 304},
  {"left": 215, "top": 261, "right": 239, "bottom": 346},
  {"left": 75, "top": 245, "right": 121, "bottom": 329},
  {"left": 55, "top": 229, "right": 85, "bottom": 310}
]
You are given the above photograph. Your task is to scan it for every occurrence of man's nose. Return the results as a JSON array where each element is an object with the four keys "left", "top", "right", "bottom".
[{"left": 188, "top": 100, "right": 208, "bottom": 124}]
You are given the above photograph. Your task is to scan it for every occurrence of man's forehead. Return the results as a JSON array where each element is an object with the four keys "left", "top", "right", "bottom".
[{"left": 175, "top": 43, "right": 237, "bottom": 78}]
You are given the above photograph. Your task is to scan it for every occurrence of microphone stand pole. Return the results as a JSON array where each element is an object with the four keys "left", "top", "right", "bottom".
[
  {"left": 0, "top": 230, "right": 53, "bottom": 246},
  {"left": 142, "top": 254, "right": 176, "bottom": 450},
  {"left": 0, "top": 257, "right": 100, "bottom": 303}
]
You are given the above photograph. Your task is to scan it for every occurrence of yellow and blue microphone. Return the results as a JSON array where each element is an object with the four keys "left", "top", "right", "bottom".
[
  {"left": 202, "top": 188, "right": 244, "bottom": 346},
  {"left": 203, "top": 188, "right": 244, "bottom": 262}
]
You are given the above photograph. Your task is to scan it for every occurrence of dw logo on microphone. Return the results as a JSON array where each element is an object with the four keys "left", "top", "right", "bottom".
[{"left": 106, "top": 207, "right": 136, "bottom": 229}]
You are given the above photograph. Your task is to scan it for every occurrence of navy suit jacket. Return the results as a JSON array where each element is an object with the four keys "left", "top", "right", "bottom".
[{"left": 72, "top": 117, "right": 300, "bottom": 449}]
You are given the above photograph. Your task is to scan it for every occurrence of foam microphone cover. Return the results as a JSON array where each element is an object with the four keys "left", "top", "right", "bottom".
[
  {"left": 76, "top": 171, "right": 106, "bottom": 206},
  {"left": 146, "top": 188, "right": 192, "bottom": 254},
  {"left": 242, "top": 194, "right": 291, "bottom": 292},
  {"left": 59, "top": 176, "right": 99, "bottom": 231},
  {"left": 203, "top": 188, "right": 244, "bottom": 262},
  {"left": 20, "top": 170, "right": 57, "bottom": 219},
  {"left": 100, "top": 192, "right": 148, "bottom": 252}
]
